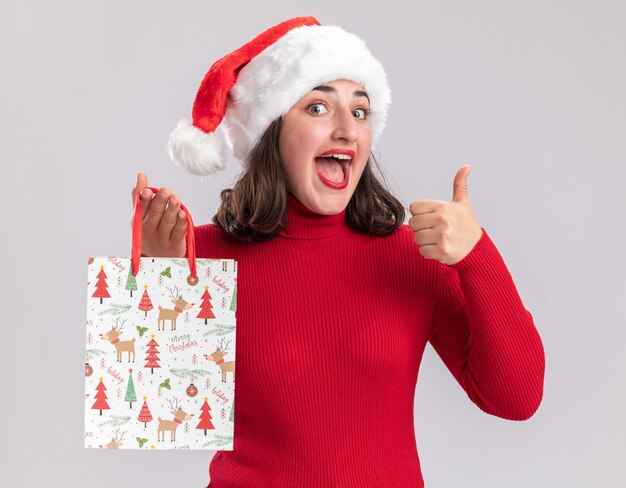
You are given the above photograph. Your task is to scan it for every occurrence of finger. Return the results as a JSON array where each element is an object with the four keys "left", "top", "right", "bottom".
[
  {"left": 131, "top": 173, "right": 153, "bottom": 220},
  {"left": 417, "top": 241, "right": 444, "bottom": 262},
  {"left": 138, "top": 187, "right": 153, "bottom": 221},
  {"left": 409, "top": 199, "right": 446, "bottom": 216},
  {"left": 170, "top": 209, "right": 188, "bottom": 242},
  {"left": 130, "top": 173, "right": 152, "bottom": 229},
  {"left": 408, "top": 213, "right": 438, "bottom": 233},
  {"left": 158, "top": 194, "right": 181, "bottom": 235},
  {"left": 412, "top": 227, "right": 441, "bottom": 247},
  {"left": 131, "top": 172, "right": 149, "bottom": 207},
  {"left": 144, "top": 187, "right": 171, "bottom": 232},
  {"left": 452, "top": 165, "right": 471, "bottom": 203}
]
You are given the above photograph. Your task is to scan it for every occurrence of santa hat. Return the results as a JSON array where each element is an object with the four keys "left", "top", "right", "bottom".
[{"left": 168, "top": 16, "right": 391, "bottom": 176}]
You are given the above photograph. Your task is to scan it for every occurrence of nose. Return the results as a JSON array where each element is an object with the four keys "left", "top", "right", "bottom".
[{"left": 331, "top": 107, "right": 358, "bottom": 143}]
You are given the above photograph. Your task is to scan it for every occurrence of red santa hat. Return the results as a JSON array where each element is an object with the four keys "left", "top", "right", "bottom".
[{"left": 168, "top": 16, "right": 391, "bottom": 176}]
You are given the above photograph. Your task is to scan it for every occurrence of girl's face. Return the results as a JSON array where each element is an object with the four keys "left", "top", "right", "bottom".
[{"left": 279, "top": 79, "right": 372, "bottom": 215}]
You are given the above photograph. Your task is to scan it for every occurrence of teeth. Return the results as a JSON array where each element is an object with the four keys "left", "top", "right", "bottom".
[{"left": 320, "top": 154, "right": 352, "bottom": 160}]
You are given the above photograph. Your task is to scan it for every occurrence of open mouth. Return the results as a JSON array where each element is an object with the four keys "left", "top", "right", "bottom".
[{"left": 314, "top": 150, "right": 354, "bottom": 189}]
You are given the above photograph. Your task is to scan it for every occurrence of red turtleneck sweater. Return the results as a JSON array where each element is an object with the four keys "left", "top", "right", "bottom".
[{"left": 195, "top": 193, "right": 544, "bottom": 487}]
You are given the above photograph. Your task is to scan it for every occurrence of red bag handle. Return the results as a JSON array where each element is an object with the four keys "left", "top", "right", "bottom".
[{"left": 131, "top": 186, "right": 197, "bottom": 278}]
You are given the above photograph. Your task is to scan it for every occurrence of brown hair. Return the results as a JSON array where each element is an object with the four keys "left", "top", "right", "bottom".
[{"left": 212, "top": 117, "right": 405, "bottom": 242}]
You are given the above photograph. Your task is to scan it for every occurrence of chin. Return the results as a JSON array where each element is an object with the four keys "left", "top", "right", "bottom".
[{"left": 310, "top": 193, "right": 352, "bottom": 215}]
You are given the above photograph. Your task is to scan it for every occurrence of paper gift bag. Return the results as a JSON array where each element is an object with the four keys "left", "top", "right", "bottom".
[{"left": 85, "top": 188, "right": 236, "bottom": 450}]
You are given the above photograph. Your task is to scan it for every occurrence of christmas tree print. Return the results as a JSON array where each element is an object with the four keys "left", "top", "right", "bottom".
[
  {"left": 196, "top": 398, "right": 215, "bottom": 434},
  {"left": 92, "top": 266, "right": 111, "bottom": 304},
  {"left": 91, "top": 377, "right": 110, "bottom": 415},
  {"left": 230, "top": 280, "right": 237, "bottom": 312},
  {"left": 197, "top": 286, "right": 215, "bottom": 324},
  {"left": 138, "top": 396, "right": 153, "bottom": 428},
  {"left": 229, "top": 403, "right": 234, "bottom": 422},
  {"left": 125, "top": 267, "right": 137, "bottom": 297},
  {"left": 125, "top": 369, "right": 137, "bottom": 408},
  {"left": 144, "top": 335, "right": 160, "bottom": 374},
  {"left": 138, "top": 285, "right": 153, "bottom": 317}
]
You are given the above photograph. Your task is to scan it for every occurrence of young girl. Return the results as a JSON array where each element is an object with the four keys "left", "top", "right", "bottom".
[{"left": 131, "top": 16, "right": 544, "bottom": 488}]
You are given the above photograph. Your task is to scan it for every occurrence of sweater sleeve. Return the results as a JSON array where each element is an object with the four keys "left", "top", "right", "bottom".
[{"left": 428, "top": 227, "right": 545, "bottom": 420}]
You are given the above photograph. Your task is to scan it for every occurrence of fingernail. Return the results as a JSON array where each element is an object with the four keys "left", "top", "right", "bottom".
[
  {"left": 178, "top": 210, "right": 185, "bottom": 218},
  {"left": 170, "top": 196, "right": 179, "bottom": 206},
  {"left": 141, "top": 189, "right": 150, "bottom": 198}
]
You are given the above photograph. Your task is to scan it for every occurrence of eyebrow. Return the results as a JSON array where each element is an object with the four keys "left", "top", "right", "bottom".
[{"left": 312, "top": 85, "right": 370, "bottom": 103}]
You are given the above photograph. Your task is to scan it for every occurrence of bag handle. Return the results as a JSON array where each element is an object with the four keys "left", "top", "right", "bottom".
[{"left": 131, "top": 186, "right": 197, "bottom": 279}]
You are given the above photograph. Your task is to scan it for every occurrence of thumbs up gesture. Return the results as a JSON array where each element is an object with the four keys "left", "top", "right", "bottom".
[{"left": 409, "top": 165, "right": 483, "bottom": 265}]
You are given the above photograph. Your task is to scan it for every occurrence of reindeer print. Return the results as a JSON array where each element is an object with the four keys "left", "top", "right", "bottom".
[
  {"left": 103, "top": 429, "right": 125, "bottom": 449},
  {"left": 204, "top": 338, "right": 236, "bottom": 383},
  {"left": 100, "top": 318, "right": 135, "bottom": 362},
  {"left": 157, "top": 397, "right": 194, "bottom": 442},
  {"left": 158, "top": 286, "right": 195, "bottom": 331}
]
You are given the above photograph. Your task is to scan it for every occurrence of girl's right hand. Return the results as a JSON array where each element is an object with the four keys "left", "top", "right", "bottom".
[{"left": 131, "top": 172, "right": 187, "bottom": 258}]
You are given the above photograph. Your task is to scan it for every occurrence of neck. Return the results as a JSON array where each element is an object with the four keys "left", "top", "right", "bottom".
[{"left": 278, "top": 193, "right": 351, "bottom": 240}]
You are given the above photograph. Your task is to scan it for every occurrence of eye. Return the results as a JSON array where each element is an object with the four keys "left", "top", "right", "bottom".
[
  {"left": 352, "top": 108, "right": 370, "bottom": 120},
  {"left": 307, "top": 103, "right": 327, "bottom": 115}
]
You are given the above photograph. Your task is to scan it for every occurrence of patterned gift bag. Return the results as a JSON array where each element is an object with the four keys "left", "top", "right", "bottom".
[{"left": 84, "top": 188, "right": 236, "bottom": 450}]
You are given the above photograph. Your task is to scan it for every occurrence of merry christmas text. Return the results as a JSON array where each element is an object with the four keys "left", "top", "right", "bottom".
[{"left": 169, "top": 334, "right": 198, "bottom": 353}]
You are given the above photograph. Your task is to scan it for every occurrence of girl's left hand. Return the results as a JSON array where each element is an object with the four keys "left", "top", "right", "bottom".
[{"left": 409, "top": 165, "right": 483, "bottom": 266}]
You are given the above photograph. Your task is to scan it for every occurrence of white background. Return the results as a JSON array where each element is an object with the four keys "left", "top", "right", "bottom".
[{"left": 3, "top": 0, "right": 625, "bottom": 486}]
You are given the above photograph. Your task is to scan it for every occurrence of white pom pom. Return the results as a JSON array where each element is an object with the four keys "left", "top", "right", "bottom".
[{"left": 167, "top": 120, "right": 230, "bottom": 176}]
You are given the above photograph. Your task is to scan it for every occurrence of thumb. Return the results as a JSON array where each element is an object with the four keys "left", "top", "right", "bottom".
[{"left": 452, "top": 164, "right": 471, "bottom": 203}]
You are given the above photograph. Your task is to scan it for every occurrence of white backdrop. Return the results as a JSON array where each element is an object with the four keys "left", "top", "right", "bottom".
[{"left": 3, "top": 0, "right": 625, "bottom": 486}]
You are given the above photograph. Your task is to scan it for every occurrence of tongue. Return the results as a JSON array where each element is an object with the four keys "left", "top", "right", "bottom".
[{"left": 315, "top": 158, "right": 344, "bottom": 184}]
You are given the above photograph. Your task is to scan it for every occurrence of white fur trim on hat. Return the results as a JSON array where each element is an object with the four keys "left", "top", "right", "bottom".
[{"left": 168, "top": 120, "right": 231, "bottom": 176}]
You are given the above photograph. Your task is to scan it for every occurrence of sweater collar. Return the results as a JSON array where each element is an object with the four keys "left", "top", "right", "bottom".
[{"left": 278, "top": 193, "right": 351, "bottom": 240}]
